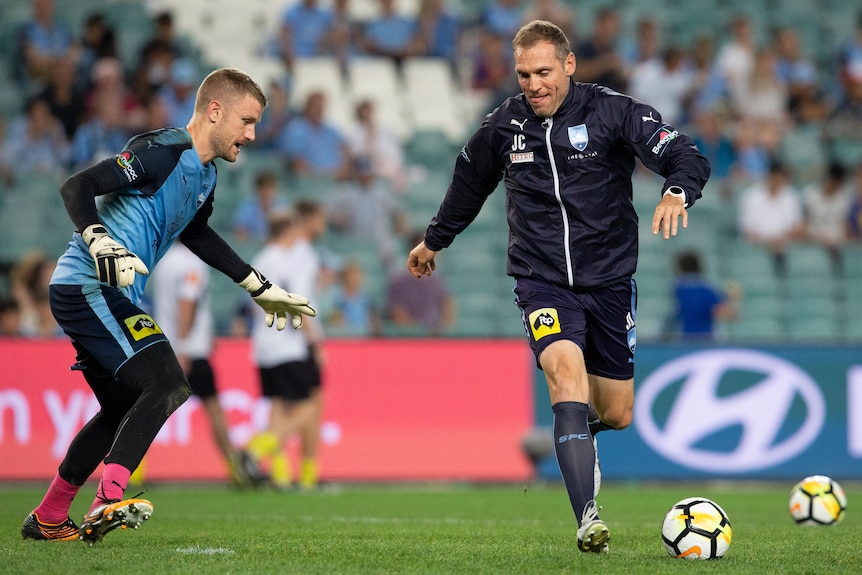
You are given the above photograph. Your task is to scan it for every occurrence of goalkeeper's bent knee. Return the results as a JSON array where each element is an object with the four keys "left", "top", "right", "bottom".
[{"left": 117, "top": 342, "right": 191, "bottom": 413}]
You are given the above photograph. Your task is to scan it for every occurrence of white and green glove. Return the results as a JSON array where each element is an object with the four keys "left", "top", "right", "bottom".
[
  {"left": 82, "top": 224, "right": 149, "bottom": 287},
  {"left": 239, "top": 268, "right": 317, "bottom": 330}
]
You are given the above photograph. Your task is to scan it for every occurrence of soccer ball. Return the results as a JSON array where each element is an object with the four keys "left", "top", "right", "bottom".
[
  {"left": 789, "top": 475, "right": 847, "bottom": 526},
  {"left": 661, "top": 497, "right": 732, "bottom": 560}
]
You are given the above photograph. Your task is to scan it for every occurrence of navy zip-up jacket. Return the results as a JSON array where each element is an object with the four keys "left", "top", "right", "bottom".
[{"left": 423, "top": 80, "right": 711, "bottom": 291}]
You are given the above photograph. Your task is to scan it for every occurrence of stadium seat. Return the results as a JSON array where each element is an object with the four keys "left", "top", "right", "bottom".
[
  {"left": 291, "top": 56, "right": 351, "bottom": 125},
  {"left": 787, "top": 315, "right": 841, "bottom": 343},
  {"left": 406, "top": 130, "right": 460, "bottom": 169},
  {"left": 0, "top": 177, "right": 69, "bottom": 262},
  {"left": 844, "top": 322, "right": 862, "bottom": 343},
  {"left": 785, "top": 272, "right": 838, "bottom": 302},
  {"left": 497, "top": 315, "right": 526, "bottom": 338},
  {"left": 241, "top": 57, "right": 286, "bottom": 88},
  {"left": 636, "top": 283, "right": 674, "bottom": 341},
  {"left": 723, "top": 242, "right": 781, "bottom": 281},
  {"left": 445, "top": 240, "right": 501, "bottom": 273},
  {"left": 729, "top": 287, "right": 785, "bottom": 342},
  {"left": 727, "top": 315, "right": 784, "bottom": 342},
  {"left": 635, "top": 311, "right": 670, "bottom": 342},
  {"left": 843, "top": 295, "right": 862, "bottom": 342},
  {"left": 448, "top": 291, "right": 499, "bottom": 337},
  {"left": 778, "top": 124, "right": 826, "bottom": 186},
  {"left": 347, "top": 57, "right": 412, "bottom": 142},
  {"left": 828, "top": 138, "right": 862, "bottom": 168},
  {"left": 839, "top": 245, "right": 862, "bottom": 280},
  {"left": 783, "top": 243, "right": 837, "bottom": 279},
  {"left": 402, "top": 57, "right": 466, "bottom": 144},
  {"left": 0, "top": 1, "right": 32, "bottom": 27},
  {"left": 320, "top": 236, "right": 389, "bottom": 298},
  {"left": 205, "top": 271, "right": 248, "bottom": 334},
  {"left": 787, "top": 289, "right": 840, "bottom": 317}
]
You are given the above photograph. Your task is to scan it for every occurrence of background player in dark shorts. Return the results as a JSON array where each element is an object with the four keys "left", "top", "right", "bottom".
[
  {"left": 259, "top": 358, "right": 321, "bottom": 401},
  {"left": 241, "top": 207, "right": 326, "bottom": 491}
]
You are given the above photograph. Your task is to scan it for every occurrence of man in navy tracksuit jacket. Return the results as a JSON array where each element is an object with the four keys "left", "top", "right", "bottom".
[{"left": 407, "top": 20, "right": 710, "bottom": 554}]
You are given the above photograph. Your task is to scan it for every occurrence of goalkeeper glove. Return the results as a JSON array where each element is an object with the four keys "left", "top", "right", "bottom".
[
  {"left": 239, "top": 268, "right": 317, "bottom": 330},
  {"left": 81, "top": 224, "right": 149, "bottom": 287}
]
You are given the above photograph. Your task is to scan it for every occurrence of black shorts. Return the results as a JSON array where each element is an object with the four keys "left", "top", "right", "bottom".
[
  {"left": 259, "top": 359, "right": 321, "bottom": 401},
  {"left": 513, "top": 277, "right": 637, "bottom": 380},
  {"left": 187, "top": 358, "right": 216, "bottom": 398}
]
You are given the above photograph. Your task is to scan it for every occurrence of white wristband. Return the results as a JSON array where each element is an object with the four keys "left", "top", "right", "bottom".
[{"left": 663, "top": 186, "right": 688, "bottom": 207}]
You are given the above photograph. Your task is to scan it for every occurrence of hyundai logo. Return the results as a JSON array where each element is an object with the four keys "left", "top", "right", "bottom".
[{"left": 634, "top": 349, "right": 825, "bottom": 473}]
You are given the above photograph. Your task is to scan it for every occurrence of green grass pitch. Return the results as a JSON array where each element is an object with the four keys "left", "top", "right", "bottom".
[{"left": 2, "top": 481, "right": 859, "bottom": 574}]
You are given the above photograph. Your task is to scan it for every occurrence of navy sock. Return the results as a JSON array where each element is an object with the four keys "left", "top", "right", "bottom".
[{"left": 553, "top": 401, "right": 597, "bottom": 525}]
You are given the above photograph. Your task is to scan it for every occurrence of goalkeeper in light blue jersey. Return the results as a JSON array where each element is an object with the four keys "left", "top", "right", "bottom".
[{"left": 21, "top": 68, "right": 317, "bottom": 546}]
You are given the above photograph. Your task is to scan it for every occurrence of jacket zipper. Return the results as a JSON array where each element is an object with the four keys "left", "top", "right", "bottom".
[{"left": 543, "top": 117, "right": 574, "bottom": 287}]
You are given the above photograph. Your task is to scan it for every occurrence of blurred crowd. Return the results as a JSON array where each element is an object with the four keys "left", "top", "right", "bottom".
[{"left": 1, "top": 0, "right": 862, "bottom": 340}]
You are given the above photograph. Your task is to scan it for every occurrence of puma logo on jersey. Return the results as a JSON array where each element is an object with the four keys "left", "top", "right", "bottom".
[
  {"left": 642, "top": 112, "right": 658, "bottom": 123},
  {"left": 510, "top": 118, "right": 528, "bottom": 131}
]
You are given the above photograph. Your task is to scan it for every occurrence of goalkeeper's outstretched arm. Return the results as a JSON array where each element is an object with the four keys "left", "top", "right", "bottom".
[{"left": 180, "top": 225, "right": 316, "bottom": 330}]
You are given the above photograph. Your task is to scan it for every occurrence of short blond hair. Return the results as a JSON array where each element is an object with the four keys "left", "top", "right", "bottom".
[{"left": 194, "top": 67, "right": 267, "bottom": 114}]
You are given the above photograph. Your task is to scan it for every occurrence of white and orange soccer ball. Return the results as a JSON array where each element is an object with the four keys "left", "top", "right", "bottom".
[
  {"left": 661, "top": 497, "right": 732, "bottom": 560},
  {"left": 789, "top": 475, "right": 847, "bottom": 526}
]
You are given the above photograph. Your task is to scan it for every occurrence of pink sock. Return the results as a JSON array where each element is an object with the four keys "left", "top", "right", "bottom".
[
  {"left": 33, "top": 473, "right": 81, "bottom": 524},
  {"left": 89, "top": 463, "right": 132, "bottom": 513}
]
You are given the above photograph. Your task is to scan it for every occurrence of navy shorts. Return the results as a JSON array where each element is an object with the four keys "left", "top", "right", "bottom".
[
  {"left": 259, "top": 358, "right": 321, "bottom": 401},
  {"left": 50, "top": 284, "right": 169, "bottom": 377},
  {"left": 513, "top": 277, "right": 637, "bottom": 379},
  {"left": 187, "top": 358, "right": 217, "bottom": 398}
]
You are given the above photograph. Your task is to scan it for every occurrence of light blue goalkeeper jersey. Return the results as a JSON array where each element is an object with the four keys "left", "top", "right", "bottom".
[{"left": 51, "top": 127, "right": 218, "bottom": 305}]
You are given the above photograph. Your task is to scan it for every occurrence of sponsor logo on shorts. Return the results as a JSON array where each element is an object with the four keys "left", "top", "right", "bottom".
[
  {"left": 528, "top": 308, "right": 561, "bottom": 340},
  {"left": 124, "top": 314, "right": 163, "bottom": 341}
]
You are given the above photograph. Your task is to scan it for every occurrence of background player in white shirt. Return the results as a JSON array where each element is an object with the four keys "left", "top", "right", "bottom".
[{"left": 243, "top": 202, "right": 326, "bottom": 490}]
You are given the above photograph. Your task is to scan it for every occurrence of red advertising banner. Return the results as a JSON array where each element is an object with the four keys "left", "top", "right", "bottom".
[{"left": 0, "top": 338, "right": 534, "bottom": 482}]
